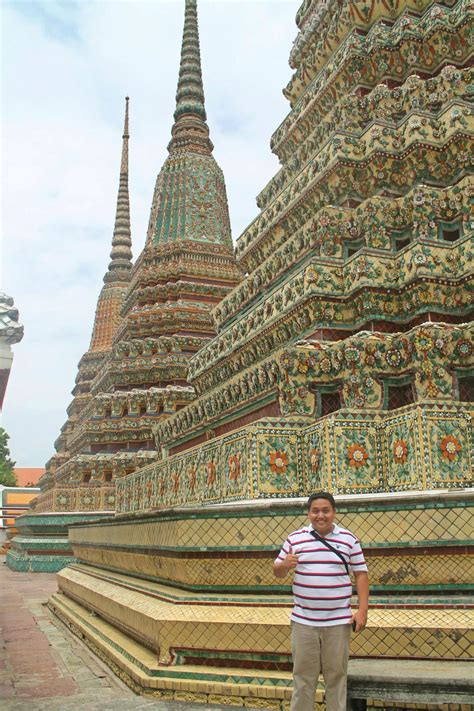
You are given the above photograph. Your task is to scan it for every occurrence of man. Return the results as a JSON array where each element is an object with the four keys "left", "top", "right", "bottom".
[{"left": 273, "top": 491, "right": 369, "bottom": 711}]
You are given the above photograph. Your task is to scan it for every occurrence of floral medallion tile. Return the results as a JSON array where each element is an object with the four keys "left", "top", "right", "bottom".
[
  {"left": 384, "top": 413, "right": 420, "bottom": 489},
  {"left": 425, "top": 413, "right": 472, "bottom": 486},
  {"left": 255, "top": 431, "right": 301, "bottom": 495},
  {"left": 331, "top": 423, "right": 382, "bottom": 492}
]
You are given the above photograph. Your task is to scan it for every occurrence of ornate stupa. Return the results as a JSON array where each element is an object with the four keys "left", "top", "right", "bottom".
[
  {"left": 6, "top": 98, "right": 134, "bottom": 571},
  {"left": 47, "top": 97, "right": 134, "bottom": 494},
  {"left": 7, "top": 55, "right": 240, "bottom": 573},
  {"left": 35, "top": 0, "right": 474, "bottom": 707}
]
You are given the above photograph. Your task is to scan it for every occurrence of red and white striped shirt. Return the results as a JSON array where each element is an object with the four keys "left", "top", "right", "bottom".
[{"left": 275, "top": 523, "right": 368, "bottom": 627}]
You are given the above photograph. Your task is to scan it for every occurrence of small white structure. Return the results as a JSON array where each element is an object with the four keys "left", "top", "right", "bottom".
[{"left": 0, "top": 292, "right": 24, "bottom": 410}]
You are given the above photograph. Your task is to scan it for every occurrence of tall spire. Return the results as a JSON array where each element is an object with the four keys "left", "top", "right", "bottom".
[
  {"left": 168, "top": 0, "right": 213, "bottom": 155},
  {"left": 144, "top": 0, "right": 232, "bottom": 247},
  {"left": 105, "top": 96, "right": 133, "bottom": 283},
  {"left": 88, "top": 98, "right": 133, "bottom": 353}
]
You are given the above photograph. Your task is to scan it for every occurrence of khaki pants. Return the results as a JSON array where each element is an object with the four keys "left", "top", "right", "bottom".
[{"left": 290, "top": 621, "right": 351, "bottom": 711}]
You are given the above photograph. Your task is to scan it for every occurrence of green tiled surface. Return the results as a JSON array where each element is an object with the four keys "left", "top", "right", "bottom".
[
  {"left": 8, "top": 536, "right": 73, "bottom": 551},
  {"left": 6, "top": 549, "right": 76, "bottom": 573},
  {"left": 6, "top": 512, "right": 113, "bottom": 572}
]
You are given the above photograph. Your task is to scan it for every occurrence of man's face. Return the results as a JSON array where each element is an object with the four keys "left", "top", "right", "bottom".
[{"left": 308, "top": 498, "right": 336, "bottom": 536}]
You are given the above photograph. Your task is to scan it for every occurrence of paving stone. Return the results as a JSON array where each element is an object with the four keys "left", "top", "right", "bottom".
[
  {"left": 0, "top": 562, "right": 266, "bottom": 710},
  {"left": 0, "top": 681, "right": 15, "bottom": 698}
]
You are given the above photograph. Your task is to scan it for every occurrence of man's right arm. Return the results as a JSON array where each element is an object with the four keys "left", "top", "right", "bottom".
[{"left": 273, "top": 545, "right": 298, "bottom": 578}]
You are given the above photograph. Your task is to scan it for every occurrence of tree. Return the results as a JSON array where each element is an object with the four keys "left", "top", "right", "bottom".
[{"left": 0, "top": 427, "right": 17, "bottom": 486}]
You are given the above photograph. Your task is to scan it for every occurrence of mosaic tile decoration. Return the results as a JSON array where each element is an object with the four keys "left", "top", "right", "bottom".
[
  {"left": 63, "top": 564, "right": 473, "bottom": 610},
  {"left": 70, "top": 546, "right": 473, "bottom": 593},
  {"left": 50, "top": 592, "right": 298, "bottom": 705},
  {"left": 6, "top": 548, "right": 76, "bottom": 573},
  {"left": 37, "top": 0, "right": 242, "bottom": 528},
  {"left": 12, "top": 511, "right": 113, "bottom": 534},
  {"left": 38, "top": 0, "right": 474, "bottom": 705},
  {"left": 118, "top": 404, "right": 473, "bottom": 514},
  {"left": 157, "top": 321, "right": 474, "bottom": 460},
  {"left": 72, "top": 493, "right": 474, "bottom": 549},
  {"left": 6, "top": 512, "right": 113, "bottom": 573}
]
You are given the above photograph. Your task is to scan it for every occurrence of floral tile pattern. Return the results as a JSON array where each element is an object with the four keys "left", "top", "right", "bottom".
[
  {"left": 384, "top": 413, "right": 420, "bottom": 489},
  {"left": 117, "top": 402, "right": 472, "bottom": 513},
  {"left": 256, "top": 432, "right": 301, "bottom": 496},
  {"left": 425, "top": 413, "right": 472, "bottom": 485},
  {"left": 331, "top": 423, "right": 381, "bottom": 491}
]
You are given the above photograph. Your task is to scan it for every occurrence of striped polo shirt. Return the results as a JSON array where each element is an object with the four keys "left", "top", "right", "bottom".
[{"left": 275, "top": 523, "right": 368, "bottom": 627}]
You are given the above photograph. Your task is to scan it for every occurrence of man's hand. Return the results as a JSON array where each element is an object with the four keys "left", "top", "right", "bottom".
[
  {"left": 285, "top": 545, "right": 299, "bottom": 571},
  {"left": 351, "top": 609, "right": 367, "bottom": 632},
  {"left": 273, "top": 546, "right": 299, "bottom": 578}
]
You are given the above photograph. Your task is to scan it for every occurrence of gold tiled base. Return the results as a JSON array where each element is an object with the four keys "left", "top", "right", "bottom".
[
  {"left": 56, "top": 566, "right": 291, "bottom": 665},
  {"left": 57, "top": 492, "right": 473, "bottom": 707},
  {"left": 49, "top": 588, "right": 473, "bottom": 711},
  {"left": 69, "top": 491, "right": 474, "bottom": 593},
  {"left": 49, "top": 591, "right": 296, "bottom": 706},
  {"left": 71, "top": 494, "right": 473, "bottom": 551},
  {"left": 55, "top": 565, "right": 473, "bottom": 664},
  {"left": 367, "top": 554, "right": 472, "bottom": 588},
  {"left": 71, "top": 545, "right": 473, "bottom": 590}
]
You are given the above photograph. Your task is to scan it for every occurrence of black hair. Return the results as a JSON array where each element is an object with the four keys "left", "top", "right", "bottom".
[{"left": 307, "top": 491, "right": 336, "bottom": 510}]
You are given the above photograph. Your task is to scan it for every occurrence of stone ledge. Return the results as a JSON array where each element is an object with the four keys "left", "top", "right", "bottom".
[
  {"left": 55, "top": 566, "right": 474, "bottom": 664},
  {"left": 347, "top": 659, "right": 474, "bottom": 705},
  {"left": 49, "top": 589, "right": 474, "bottom": 709},
  {"left": 49, "top": 592, "right": 296, "bottom": 703},
  {"left": 6, "top": 548, "right": 76, "bottom": 573}
]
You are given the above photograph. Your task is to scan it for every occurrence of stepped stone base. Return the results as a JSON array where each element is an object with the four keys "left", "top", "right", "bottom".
[
  {"left": 6, "top": 545, "right": 76, "bottom": 573},
  {"left": 6, "top": 512, "right": 114, "bottom": 573},
  {"left": 49, "top": 586, "right": 473, "bottom": 710},
  {"left": 48, "top": 491, "right": 473, "bottom": 707},
  {"left": 55, "top": 564, "right": 473, "bottom": 665},
  {"left": 49, "top": 591, "right": 297, "bottom": 707}
]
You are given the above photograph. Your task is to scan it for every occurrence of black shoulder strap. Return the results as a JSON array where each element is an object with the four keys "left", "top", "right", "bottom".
[{"left": 310, "top": 529, "right": 350, "bottom": 576}]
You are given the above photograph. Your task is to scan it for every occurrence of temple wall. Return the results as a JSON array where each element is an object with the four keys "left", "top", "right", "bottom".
[
  {"left": 38, "top": 0, "right": 474, "bottom": 705},
  {"left": 70, "top": 490, "right": 473, "bottom": 596},
  {"left": 118, "top": 403, "right": 472, "bottom": 514}
]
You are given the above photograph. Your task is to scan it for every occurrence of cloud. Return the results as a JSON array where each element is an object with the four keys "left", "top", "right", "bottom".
[
  {"left": 1, "top": 0, "right": 299, "bottom": 465},
  {"left": 8, "top": 0, "right": 83, "bottom": 44}
]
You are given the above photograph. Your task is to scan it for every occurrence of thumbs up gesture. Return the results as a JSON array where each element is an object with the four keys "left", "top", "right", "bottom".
[{"left": 285, "top": 545, "right": 299, "bottom": 572}]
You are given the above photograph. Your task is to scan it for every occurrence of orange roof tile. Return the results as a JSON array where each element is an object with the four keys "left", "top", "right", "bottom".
[{"left": 13, "top": 468, "right": 45, "bottom": 487}]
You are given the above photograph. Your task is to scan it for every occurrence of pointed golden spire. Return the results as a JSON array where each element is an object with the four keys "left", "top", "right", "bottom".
[
  {"left": 168, "top": 0, "right": 213, "bottom": 155},
  {"left": 105, "top": 96, "right": 132, "bottom": 283}
]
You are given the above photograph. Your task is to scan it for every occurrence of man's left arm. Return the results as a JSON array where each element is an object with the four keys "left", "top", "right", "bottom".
[{"left": 352, "top": 571, "right": 369, "bottom": 632}]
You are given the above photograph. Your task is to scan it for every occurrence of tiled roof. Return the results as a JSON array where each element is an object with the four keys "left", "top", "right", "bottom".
[{"left": 14, "top": 468, "right": 45, "bottom": 486}]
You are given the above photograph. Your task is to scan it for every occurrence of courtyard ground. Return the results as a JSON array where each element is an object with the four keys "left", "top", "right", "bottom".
[{"left": 0, "top": 559, "right": 256, "bottom": 710}]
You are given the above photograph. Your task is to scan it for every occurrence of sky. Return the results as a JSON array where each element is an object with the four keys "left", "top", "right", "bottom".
[{"left": 1, "top": 0, "right": 300, "bottom": 466}]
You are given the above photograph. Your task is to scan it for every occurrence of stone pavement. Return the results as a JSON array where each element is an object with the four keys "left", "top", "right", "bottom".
[{"left": 0, "top": 559, "right": 257, "bottom": 710}]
